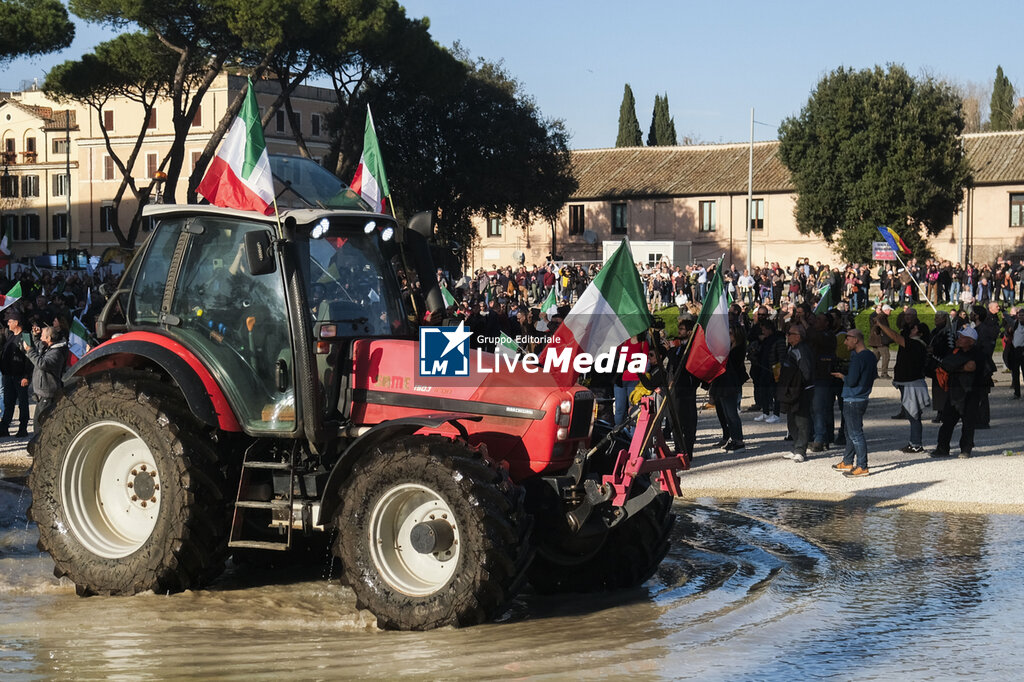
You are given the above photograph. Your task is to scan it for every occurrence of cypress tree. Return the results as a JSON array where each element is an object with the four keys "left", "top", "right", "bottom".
[
  {"left": 616, "top": 83, "right": 643, "bottom": 147},
  {"left": 647, "top": 94, "right": 678, "bottom": 146},
  {"left": 989, "top": 65, "right": 1015, "bottom": 131}
]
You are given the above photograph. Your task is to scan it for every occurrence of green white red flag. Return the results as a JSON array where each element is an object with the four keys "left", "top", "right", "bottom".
[
  {"left": 197, "top": 77, "right": 275, "bottom": 215},
  {"left": 685, "top": 257, "right": 730, "bottom": 382},
  {"left": 67, "top": 316, "right": 91, "bottom": 366},
  {"left": 350, "top": 106, "right": 391, "bottom": 214},
  {"left": 0, "top": 281, "right": 21, "bottom": 312},
  {"left": 813, "top": 283, "right": 833, "bottom": 315},
  {"left": 546, "top": 240, "right": 652, "bottom": 384},
  {"left": 540, "top": 287, "right": 558, "bottom": 317},
  {"left": 440, "top": 283, "right": 456, "bottom": 308},
  {"left": 495, "top": 331, "right": 522, "bottom": 358}
]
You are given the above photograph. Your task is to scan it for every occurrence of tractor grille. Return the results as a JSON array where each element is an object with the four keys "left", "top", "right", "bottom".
[{"left": 568, "top": 391, "right": 595, "bottom": 439}]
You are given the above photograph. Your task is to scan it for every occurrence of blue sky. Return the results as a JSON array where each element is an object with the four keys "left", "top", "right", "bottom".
[{"left": 5, "top": 0, "right": 1019, "bottom": 149}]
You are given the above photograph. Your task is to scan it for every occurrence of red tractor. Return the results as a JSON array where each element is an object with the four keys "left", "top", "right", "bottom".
[{"left": 28, "top": 157, "right": 686, "bottom": 630}]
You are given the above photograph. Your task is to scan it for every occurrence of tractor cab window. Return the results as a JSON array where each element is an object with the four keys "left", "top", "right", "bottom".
[
  {"left": 167, "top": 217, "right": 295, "bottom": 433},
  {"left": 302, "top": 227, "right": 406, "bottom": 337}
]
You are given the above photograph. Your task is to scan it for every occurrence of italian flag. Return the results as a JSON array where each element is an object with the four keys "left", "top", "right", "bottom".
[
  {"left": 196, "top": 77, "right": 275, "bottom": 215},
  {"left": 440, "top": 283, "right": 456, "bottom": 308},
  {"left": 546, "top": 240, "right": 651, "bottom": 383},
  {"left": 0, "top": 282, "right": 21, "bottom": 312},
  {"left": 495, "top": 331, "right": 521, "bottom": 358},
  {"left": 67, "top": 316, "right": 91, "bottom": 367},
  {"left": 0, "top": 235, "right": 10, "bottom": 269},
  {"left": 685, "top": 257, "right": 730, "bottom": 382},
  {"left": 350, "top": 106, "right": 390, "bottom": 214},
  {"left": 813, "top": 283, "right": 833, "bottom": 315},
  {"left": 540, "top": 287, "right": 558, "bottom": 317}
]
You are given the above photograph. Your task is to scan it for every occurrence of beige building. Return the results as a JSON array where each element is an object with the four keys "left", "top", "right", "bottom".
[
  {"left": 0, "top": 74, "right": 337, "bottom": 261},
  {"left": 472, "top": 131, "right": 1024, "bottom": 270}
]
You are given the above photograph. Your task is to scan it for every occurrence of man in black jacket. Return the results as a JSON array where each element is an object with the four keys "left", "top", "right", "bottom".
[
  {"left": 0, "top": 311, "right": 32, "bottom": 437},
  {"left": 25, "top": 326, "right": 68, "bottom": 429},
  {"left": 932, "top": 327, "right": 988, "bottom": 459}
]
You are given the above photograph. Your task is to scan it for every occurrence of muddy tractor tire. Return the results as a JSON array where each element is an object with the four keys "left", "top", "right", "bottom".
[
  {"left": 528, "top": 485, "right": 674, "bottom": 594},
  {"left": 333, "top": 435, "right": 532, "bottom": 630},
  {"left": 28, "top": 370, "right": 233, "bottom": 595}
]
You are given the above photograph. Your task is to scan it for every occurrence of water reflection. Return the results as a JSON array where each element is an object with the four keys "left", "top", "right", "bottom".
[{"left": 1, "top": 480, "right": 1021, "bottom": 680}]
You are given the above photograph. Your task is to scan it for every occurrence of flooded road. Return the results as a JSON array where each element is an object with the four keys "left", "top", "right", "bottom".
[{"left": 2, "top": 479, "right": 1022, "bottom": 680}]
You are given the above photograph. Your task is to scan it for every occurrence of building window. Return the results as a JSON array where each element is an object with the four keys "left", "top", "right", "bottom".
[
  {"left": 311, "top": 113, "right": 322, "bottom": 137},
  {"left": 699, "top": 200, "right": 716, "bottom": 232},
  {"left": 103, "top": 110, "right": 114, "bottom": 131},
  {"left": 21, "top": 175, "right": 39, "bottom": 197},
  {"left": 748, "top": 198, "right": 764, "bottom": 230},
  {"left": 19, "top": 213, "right": 40, "bottom": 241},
  {"left": 611, "top": 202, "right": 627, "bottom": 234},
  {"left": 104, "top": 155, "right": 116, "bottom": 180},
  {"left": 191, "top": 151, "right": 202, "bottom": 173},
  {"left": 0, "top": 174, "right": 17, "bottom": 198},
  {"left": 25, "top": 137, "right": 36, "bottom": 153},
  {"left": 1011, "top": 194, "right": 1024, "bottom": 227},
  {"left": 52, "top": 173, "right": 69, "bottom": 197},
  {"left": 147, "top": 153, "right": 158, "bottom": 179},
  {"left": 275, "top": 109, "right": 286, "bottom": 133},
  {"left": 569, "top": 204, "right": 585, "bottom": 235},
  {"left": 290, "top": 111, "right": 301, "bottom": 133},
  {"left": 53, "top": 138, "right": 69, "bottom": 154},
  {"left": 147, "top": 109, "right": 157, "bottom": 129},
  {"left": 100, "top": 204, "right": 117, "bottom": 232},
  {"left": 486, "top": 216, "right": 503, "bottom": 238},
  {"left": 191, "top": 105, "right": 202, "bottom": 128},
  {"left": 52, "top": 213, "right": 68, "bottom": 241}
]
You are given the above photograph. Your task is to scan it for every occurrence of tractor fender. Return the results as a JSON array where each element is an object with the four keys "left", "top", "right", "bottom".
[
  {"left": 67, "top": 331, "right": 242, "bottom": 432},
  {"left": 317, "top": 413, "right": 482, "bottom": 526}
]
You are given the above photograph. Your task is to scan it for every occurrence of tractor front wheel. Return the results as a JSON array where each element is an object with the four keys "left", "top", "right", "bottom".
[
  {"left": 28, "top": 371, "right": 232, "bottom": 595},
  {"left": 333, "top": 436, "right": 531, "bottom": 630}
]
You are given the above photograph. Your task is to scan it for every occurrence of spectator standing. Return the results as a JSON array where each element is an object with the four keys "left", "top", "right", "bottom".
[
  {"left": 778, "top": 325, "right": 814, "bottom": 462},
  {"left": 0, "top": 311, "right": 31, "bottom": 437},
  {"left": 710, "top": 326, "right": 748, "bottom": 451},
  {"left": 614, "top": 335, "right": 649, "bottom": 426},
  {"left": 666, "top": 318, "right": 699, "bottom": 456},
  {"left": 831, "top": 329, "right": 877, "bottom": 476},
  {"left": 1006, "top": 308, "right": 1024, "bottom": 399},
  {"left": 879, "top": 320, "right": 931, "bottom": 453},
  {"left": 932, "top": 327, "right": 988, "bottom": 459},
  {"left": 868, "top": 304, "right": 892, "bottom": 379},
  {"left": 24, "top": 326, "right": 68, "bottom": 429}
]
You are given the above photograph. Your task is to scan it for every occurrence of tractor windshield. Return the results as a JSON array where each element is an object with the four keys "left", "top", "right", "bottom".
[
  {"left": 270, "top": 155, "right": 371, "bottom": 211},
  {"left": 297, "top": 218, "right": 408, "bottom": 337}
]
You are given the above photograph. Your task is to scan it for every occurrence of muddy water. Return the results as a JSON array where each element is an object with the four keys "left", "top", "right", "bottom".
[{"left": 2, "top": 479, "right": 1022, "bottom": 680}]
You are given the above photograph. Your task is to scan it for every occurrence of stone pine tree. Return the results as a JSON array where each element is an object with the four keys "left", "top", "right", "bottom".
[
  {"left": 989, "top": 66, "right": 1016, "bottom": 131},
  {"left": 647, "top": 93, "right": 678, "bottom": 146},
  {"left": 616, "top": 83, "right": 643, "bottom": 147}
]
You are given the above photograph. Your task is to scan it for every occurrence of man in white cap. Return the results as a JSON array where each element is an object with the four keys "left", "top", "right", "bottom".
[
  {"left": 932, "top": 326, "right": 986, "bottom": 459},
  {"left": 868, "top": 303, "right": 892, "bottom": 379}
]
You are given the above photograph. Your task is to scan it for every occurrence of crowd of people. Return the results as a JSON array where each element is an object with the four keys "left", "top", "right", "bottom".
[
  {"left": 437, "top": 256, "right": 1022, "bottom": 478},
  {"left": 0, "top": 270, "right": 116, "bottom": 436}
]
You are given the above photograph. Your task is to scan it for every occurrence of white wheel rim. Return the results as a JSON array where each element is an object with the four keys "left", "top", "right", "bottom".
[
  {"left": 60, "top": 421, "right": 161, "bottom": 559},
  {"left": 369, "top": 483, "right": 459, "bottom": 596}
]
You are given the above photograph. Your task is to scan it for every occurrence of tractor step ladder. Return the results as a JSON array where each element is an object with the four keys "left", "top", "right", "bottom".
[{"left": 229, "top": 442, "right": 297, "bottom": 551}]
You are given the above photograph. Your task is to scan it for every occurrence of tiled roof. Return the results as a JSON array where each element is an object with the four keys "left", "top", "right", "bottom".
[
  {"left": 570, "top": 141, "right": 792, "bottom": 199},
  {"left": 963, "top": 131, "right": 1024, "bottom": 185},
  {"left": 571, "top": 130, "right": 1024, "bottom": 199},
  {"left": 0, "top": 99, "right": 78, "bottom": 130}
]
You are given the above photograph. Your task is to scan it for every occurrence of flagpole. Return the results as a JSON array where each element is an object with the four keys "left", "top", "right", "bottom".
[{"left": 891, "top": 250, "right": 937, "bottom": 313}]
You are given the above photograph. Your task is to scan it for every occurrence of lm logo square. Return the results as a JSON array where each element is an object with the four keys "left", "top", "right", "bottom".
[{"left": 419, "top": 322, "right": 471, "bottom": 377}]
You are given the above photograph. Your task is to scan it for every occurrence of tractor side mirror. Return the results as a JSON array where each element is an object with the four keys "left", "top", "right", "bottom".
[{"left": 244, "top": 230, "right": 276, "bottom": 275}]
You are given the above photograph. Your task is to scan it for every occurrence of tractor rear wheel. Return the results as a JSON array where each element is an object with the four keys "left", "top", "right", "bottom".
[
  {"left": 28, "top": 371, "right": 233, "bottom": 595},
  {"left": 333, "top": 435, "right": 531, "bottom": 630},
  {"left": 528, "top": 485, "right": 674, "bottom": 594}
]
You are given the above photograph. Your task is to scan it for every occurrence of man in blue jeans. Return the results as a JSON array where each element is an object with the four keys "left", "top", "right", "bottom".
[{"left": 832, "top": 329, "right": 877, "bottom": 477}]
